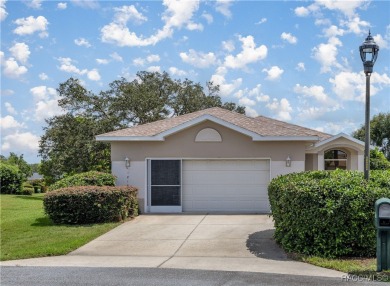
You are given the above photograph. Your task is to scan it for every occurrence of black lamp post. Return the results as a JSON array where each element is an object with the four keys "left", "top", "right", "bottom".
[{"left": 359, "top": 31, "right": 379, "bottom": 180}]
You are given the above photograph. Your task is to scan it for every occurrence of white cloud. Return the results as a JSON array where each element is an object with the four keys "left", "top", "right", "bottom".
[
  {"left": 101, "top": 0, "right": 201, "bottom": 47},
  {"left": 4, "top": 102, "right": 17, "bottom": 115},
  {"left": 210, "top": 66, "right": 242, "bottom": 96},
  {"left": 13, "top": 15, "right": 49, "bottom": 38},
  {"left": 1, "top": 131, "right": 40, "bottom": 153},
  {"left": 169, "top": 66, "right": 187, "bottom": 77},
  {"left": 266, "top": 98, "right": 292, "bottom": 121},
  {"left": 238, "top": 96, "right": 256, "bottom": 107},
  {"left": 0, "top": 115, "right": 25, "bottom": 129},
  {"left": 315, "top": 0, "right": 368, "bottom": 18},
  {"left": 1, "top": 0, "right": 8, "bottom": 21},
  {"left": 26, "top": 0, "right": 42, "bottom": 9},
  {"left": 96, "top": 58, "right": 109, "bottom": 65},
  {"left": 312, "top": 36, "right": 343, "bottom": 73},
  {"left": 57, "top": 57, "right": 87, "bottom": 75},
  {"left": 202, "top": 12, "right": 213, "bottom": 24},
  {"left": 57, "top": 2, "right": 67, "bottom": 9},
  {"left": 9, "top": 42, "right": 30, "bottom": 64},
  {"left": 180, "top": 49, "right": 217, "bottom": 68},
  {"left": 296, "top": 62, "right": 305, "bottom": 71},
  {"left": 215, "top": 0, "right": 233, "bottom": 18},
  {"left": 373, "top": 32, "right": 389, "bottom": 50},
  {"left": 281, "top": 32, "right": 297, "bottom": 44},
  {"left": 0, "top": 89, "right": 14, "bottom": 96},
  {"left": 133, "top": 54, "right": 160, "bottom": 67},
  {"left": 330, "top": 71, "right": 390, "bottom": 102},
  {"left": 245, "top": 106, "right": 258, "bottom": 117},
  {"left": 224, "top": 35, "right": 267, "bottom": 69},
  {"left": 222, "top": 40, "right": 235, "bottom": 52},
  {"left": 133, "top": 58, "right": 145, "bottom": 66},
  {"left": 294, "top": 6, "right": 310, "bottom": 17},
  {"left": 341, "top": 16, "right": 370, "bottom": 35},
  {"left": 113, "top": 5, "right": 147, "bottom": 25},
  {"left": 2, "top": 57, "right": 28, "bottom": 78},
  {"left": 110, "top": 52, "right": 123, "bottom": 62},
  {"left": 255, "top": 18, "right": 267, "bottom": 25},
  {"left": 74, "top": 38, "right": 91, "bottom": 48},
  {"left": 262, "top": 66, "right": 284, "bottom": 81},
  {"left": 147, "top": 66, "right": 161, "bottom": 73},
  {"left": 70, "top": 0, "right": 99, "bottom": 9},
  {"left": 293, "top": 84, "right": 335, "bottom": 105},
  {"left": 39, "top": 72, "right": 48, "bottom": 80},
  {"left": 146, "top": 54, "right": 160, "bottom": 63},
  {"left": 30, "top": 86, "right": 64, "bottom": 121},
  {"left": 323, "top": 25, "right": 345, "bottom": 38},
  {"left": 87, "top": 69, "right": 101, "bottom": 81}
]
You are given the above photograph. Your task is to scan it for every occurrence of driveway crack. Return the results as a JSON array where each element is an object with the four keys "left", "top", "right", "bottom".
[{"left": 157, "top": 214, "right": 207, "bottom": 268}]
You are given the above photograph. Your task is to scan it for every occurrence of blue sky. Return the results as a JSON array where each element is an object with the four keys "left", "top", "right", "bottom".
[{"left": 1, "top": 0, "right": 389, "bottom": 163}]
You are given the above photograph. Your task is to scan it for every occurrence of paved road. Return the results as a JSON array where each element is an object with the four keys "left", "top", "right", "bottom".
[{"left": 0, "top": 266, "right": 383, "bottom": 286}]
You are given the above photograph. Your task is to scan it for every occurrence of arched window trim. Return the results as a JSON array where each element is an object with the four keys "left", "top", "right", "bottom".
[{"left": 195, "top": 128, "right": 222, "bottom": 142}]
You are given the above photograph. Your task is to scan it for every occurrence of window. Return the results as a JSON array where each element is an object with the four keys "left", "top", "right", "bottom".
[{"left": 324, "top": 150, "right": 347, "bottom": 170}]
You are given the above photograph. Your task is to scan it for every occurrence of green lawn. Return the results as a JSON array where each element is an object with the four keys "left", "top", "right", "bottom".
[{"left": 0, "top": 194, "right": 121, "bottom": 261}]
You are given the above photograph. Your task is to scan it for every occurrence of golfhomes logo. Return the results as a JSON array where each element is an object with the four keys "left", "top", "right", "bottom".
[{"left": 341, "top": 274, "right": 389, "bottom": 282}]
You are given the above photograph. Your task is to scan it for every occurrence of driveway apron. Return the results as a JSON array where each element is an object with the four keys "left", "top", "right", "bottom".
[{"left": 1, "top": 214, "right": 344, "bottom": 278}]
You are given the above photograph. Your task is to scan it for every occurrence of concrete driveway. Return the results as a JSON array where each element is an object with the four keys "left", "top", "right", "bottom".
[{"left": 1, "top": 214, "right": 344, "bottom": 277}]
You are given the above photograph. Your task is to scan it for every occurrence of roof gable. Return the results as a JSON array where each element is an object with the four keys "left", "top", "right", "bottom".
[{"left": 96, "top": 107, "right": 331, "bottom": 142}]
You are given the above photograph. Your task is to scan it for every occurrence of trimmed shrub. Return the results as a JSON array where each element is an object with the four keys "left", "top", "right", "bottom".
[
  {"left": 268, "top": 169, "right": 390, "bottom": 258},
  {"left": 48, "top": 171, "right": 116, "bottom": 191},
  {"left": 0, "top": 163, "right": 23, "bottom": 194},
  {"left": 43, "top": 186, "right": 138, "bottom": 224},
  {"left": 17, "top": 183, "right": 34, "bottom": 195},
  {"left": 28, "top": 179, "right": 46, "bottom": 193}
]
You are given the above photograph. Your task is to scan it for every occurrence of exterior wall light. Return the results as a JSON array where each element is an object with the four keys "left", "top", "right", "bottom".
[
  {"left": 286, "top": 156, "right": 291, "bottom": 167},
  {"left": 359, "top": 31, "right": 379, "bottom": 180},
  {"left": 125, "top": 157, "right": 130, "bottom": 168}
]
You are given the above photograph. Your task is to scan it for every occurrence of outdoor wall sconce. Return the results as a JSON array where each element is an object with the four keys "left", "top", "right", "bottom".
[
  {"left": 286, "top": 156, "right": 291, "bottom": 167},
  {"left": 125, "top": 157, "right": 130, "bottom": 168}
]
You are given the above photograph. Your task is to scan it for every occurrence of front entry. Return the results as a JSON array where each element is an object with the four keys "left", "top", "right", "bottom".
[{"left": 148, "top": 159, "right": 182, "bottom": 212}]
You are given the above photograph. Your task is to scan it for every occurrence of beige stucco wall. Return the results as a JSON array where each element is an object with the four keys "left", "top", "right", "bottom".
[{"left": 110, "top": 121, "right": 308, "bottom": 212}]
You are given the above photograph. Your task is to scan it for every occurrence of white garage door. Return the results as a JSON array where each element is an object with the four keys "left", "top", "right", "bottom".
[{"left": 182, "top": 160, "right": 270, "bottom": 213}]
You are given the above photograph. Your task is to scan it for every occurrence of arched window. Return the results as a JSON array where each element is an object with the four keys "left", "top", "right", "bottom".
[{"left": 324, "top": 150, "right": 347, "bottom": 170}]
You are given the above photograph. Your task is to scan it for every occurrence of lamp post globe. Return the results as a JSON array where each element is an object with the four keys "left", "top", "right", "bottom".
[{"left": 359, "top": 31, "right": 379, "bottom": 180}]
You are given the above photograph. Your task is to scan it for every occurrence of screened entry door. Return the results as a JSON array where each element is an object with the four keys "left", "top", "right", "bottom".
[{"left": 148, "top": 159, "right": 182, "bottom": 212}]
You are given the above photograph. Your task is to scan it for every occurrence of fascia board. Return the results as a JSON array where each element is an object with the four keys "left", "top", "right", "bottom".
[{"left": 313, "top": 133, "right": 365, "bottom": 148}]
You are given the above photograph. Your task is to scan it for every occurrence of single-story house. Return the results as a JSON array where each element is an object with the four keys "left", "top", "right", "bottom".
[{"left": 96, "top": 107, "right": 365, "bottom": 214}]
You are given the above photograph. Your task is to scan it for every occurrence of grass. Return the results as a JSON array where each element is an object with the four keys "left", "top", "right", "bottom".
[
  {"left": 0, "top": 194, "right": 121, "bottom": 261},
  {"left": 296, "top": 255, "right": 390, "bottom": 282}
]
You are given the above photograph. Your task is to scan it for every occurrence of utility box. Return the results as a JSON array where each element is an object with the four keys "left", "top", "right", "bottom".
[{"left": 375, "top": 198, "right": 390, "bottom": 271}]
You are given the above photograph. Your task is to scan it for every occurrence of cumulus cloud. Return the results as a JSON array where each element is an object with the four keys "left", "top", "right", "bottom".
[
  {"left": 70, "top": 0, "right": 99, "bottom": 9},
  {"left": 57, "top": 57, "right": 87, "bottom": 75},
  {"left": 0, "top": 115, "right": 24, "bottom": 129},
  {"left": 202, "top": 12, "right": 213, "bottom": 24},
  {"left": 113, "top": 5, "right": 147, "bottom": 25},
  {"left": 315, "top": 0, "right": 368, "bottom": 18},
  {"left": 296, "top": 62, "right": 305, "bottom": 71},
  {"left": 4, "top": 102, "right": 17, "bottom": 115},
  {"left": 1, "top": 0, "right": 8, "bottom": 21},
  {"left": 133, "top": 54, "right": 160, "bottom": 66},
  {"left": 341, "top": 16, "right": 370, "bottom": 35},
  {"left": 110, "top": 52, "right": 123, "bottom": 62},
  {"left": 266, "top": 98, "right": 292, "bottom": 121},
  {"left": 2, "top": 57, "right": 28, "bottom": 78},
  {"left": 281, "top": 32, "right": 297, "bottom": 44},
  {"left": 147, "top": 66, "right": 161, "bottom": 73},
  {"left": 262, "top": 66, "right": 284, "bottom": 81},
  {"left": 224, "top": 35, "right": 267, "bottom": 69},
  {"left": 30, "top": 86, "right": 64, "bottom": 121},
  {"left": 323, "top": 25, "right": 345, "bottom": 38},
  {"left": 101, "top": 0, "right": 201, "bottom": 47},
  {"left": 215, "top": 0, "right": 233, "bottom": 18},
  {"left": 169, "top": 66, "right": 187, "bottom": 77},
  {"left": 39, "top": 72, "right": 48, "bottom": 80},
  {"left": 1, "top": 131, "right": 40, "bottom": 153},
  {"left": 13, "top": 15, "right": 49, "bottom": 38},
  {"left": 87, "top": 69, "right": 101, "bottom": 81},
  {"left": 57, "top": 2, "right": 67, "bottom": 9},
  {"left": 26, "top": 0, "right": 42, "bottom": 9},
  {"left": 210, "top": 66, "right": 242, "bottom": 96},
  {"left": 9, "top": 42, "right": 30, "bottom": 64},
  {"left": 74, "top": 38, "right": 91, "bottom": 48},
  {"left": 180, "top": 49, "right": 217, "bottom": 68},
  {"left": 222, "top": 40, "right": 235, "bottom": 52},
  {"left": 255, "top": 18, "right": 267, "bottom": 25},
  {"left": 312, "top": 36, "right": 343, "bottom": 73},
  {"left": 293, "top": 84, "right": 336, "bottom": 106},
  {"left": 96, "top": 58, "right": 109, "bottom": 65},
  {"left": 294, "top": 6, "right": 310, "bottom": 17}
]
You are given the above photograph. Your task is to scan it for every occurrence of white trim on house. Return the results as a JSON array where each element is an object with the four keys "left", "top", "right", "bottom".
[
  {"left": 96, "top": 114, "right": 320, "bottom": 142},
  {"left": 310, "top": 133, "right": 366, "bottom": 149}
]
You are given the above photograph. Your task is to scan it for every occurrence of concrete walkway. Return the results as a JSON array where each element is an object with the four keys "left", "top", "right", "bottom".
[{"left": 1, "top": 214, "right": 344, "bottom": 278}]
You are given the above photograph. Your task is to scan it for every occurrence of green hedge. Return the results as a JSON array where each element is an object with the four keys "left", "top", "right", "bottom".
[
  {"left": 43, "top": 186, "right": 138, "bottom": 224},
  {"left": 17, "top": 183, "right": 34, "bottom": 195},
  {"left": 48, "top": 171, "right": 116, "bottom": 191},
  {"left": 268, "top": 170, "right": 390, "bottom": 258},
  {"left": 0, "top": 163, "right": 23, "bottom": 194}
]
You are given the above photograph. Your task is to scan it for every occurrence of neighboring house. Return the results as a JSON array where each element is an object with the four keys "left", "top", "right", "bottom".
[{"left": 96, "top": 107, "right": 365, "bottom": 214}]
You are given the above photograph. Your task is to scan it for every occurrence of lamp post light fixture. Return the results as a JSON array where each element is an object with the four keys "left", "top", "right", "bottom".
[
  {"left": 286, "top": 155, "right": 291, "bottom": 167},
  {"left": 125, "top": 157, "right": 130, "bottom": 169},
  {"left": 359, "top": 31, "right": 379, "bottom": 181}
]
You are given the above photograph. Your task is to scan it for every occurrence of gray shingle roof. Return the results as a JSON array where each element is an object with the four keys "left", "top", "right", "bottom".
[{"left": 97, "top": 107, "right": 332, "bottom": 141}]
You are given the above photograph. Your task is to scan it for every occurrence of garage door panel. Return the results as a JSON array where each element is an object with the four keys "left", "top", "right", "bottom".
[{"left": 182, "top": 160, "right": 270, "bottom": 213}]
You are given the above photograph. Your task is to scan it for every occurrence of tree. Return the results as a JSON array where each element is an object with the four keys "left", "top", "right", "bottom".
[
  {"left": 352, "top": 113, "right": 390, "bottom": 160},
  {"left": 0, "top": 152, "right": 32, "bottom": 179},
  {"left": 39, "top": 71, "right": 245, "bottom": 182},
  {"left": 370, "top": 148, "right": 390, "bottom": 170}
]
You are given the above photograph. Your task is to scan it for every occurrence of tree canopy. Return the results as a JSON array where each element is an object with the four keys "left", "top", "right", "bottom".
[
  {"left": 352, "top": 112, "right": 390, "bottom": 160},
  {"left": 0, "top": 152, "right": 33, "bottom": 180},
  {"left": 39, "top": 71, "right": 245, "bottom": 182}
]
